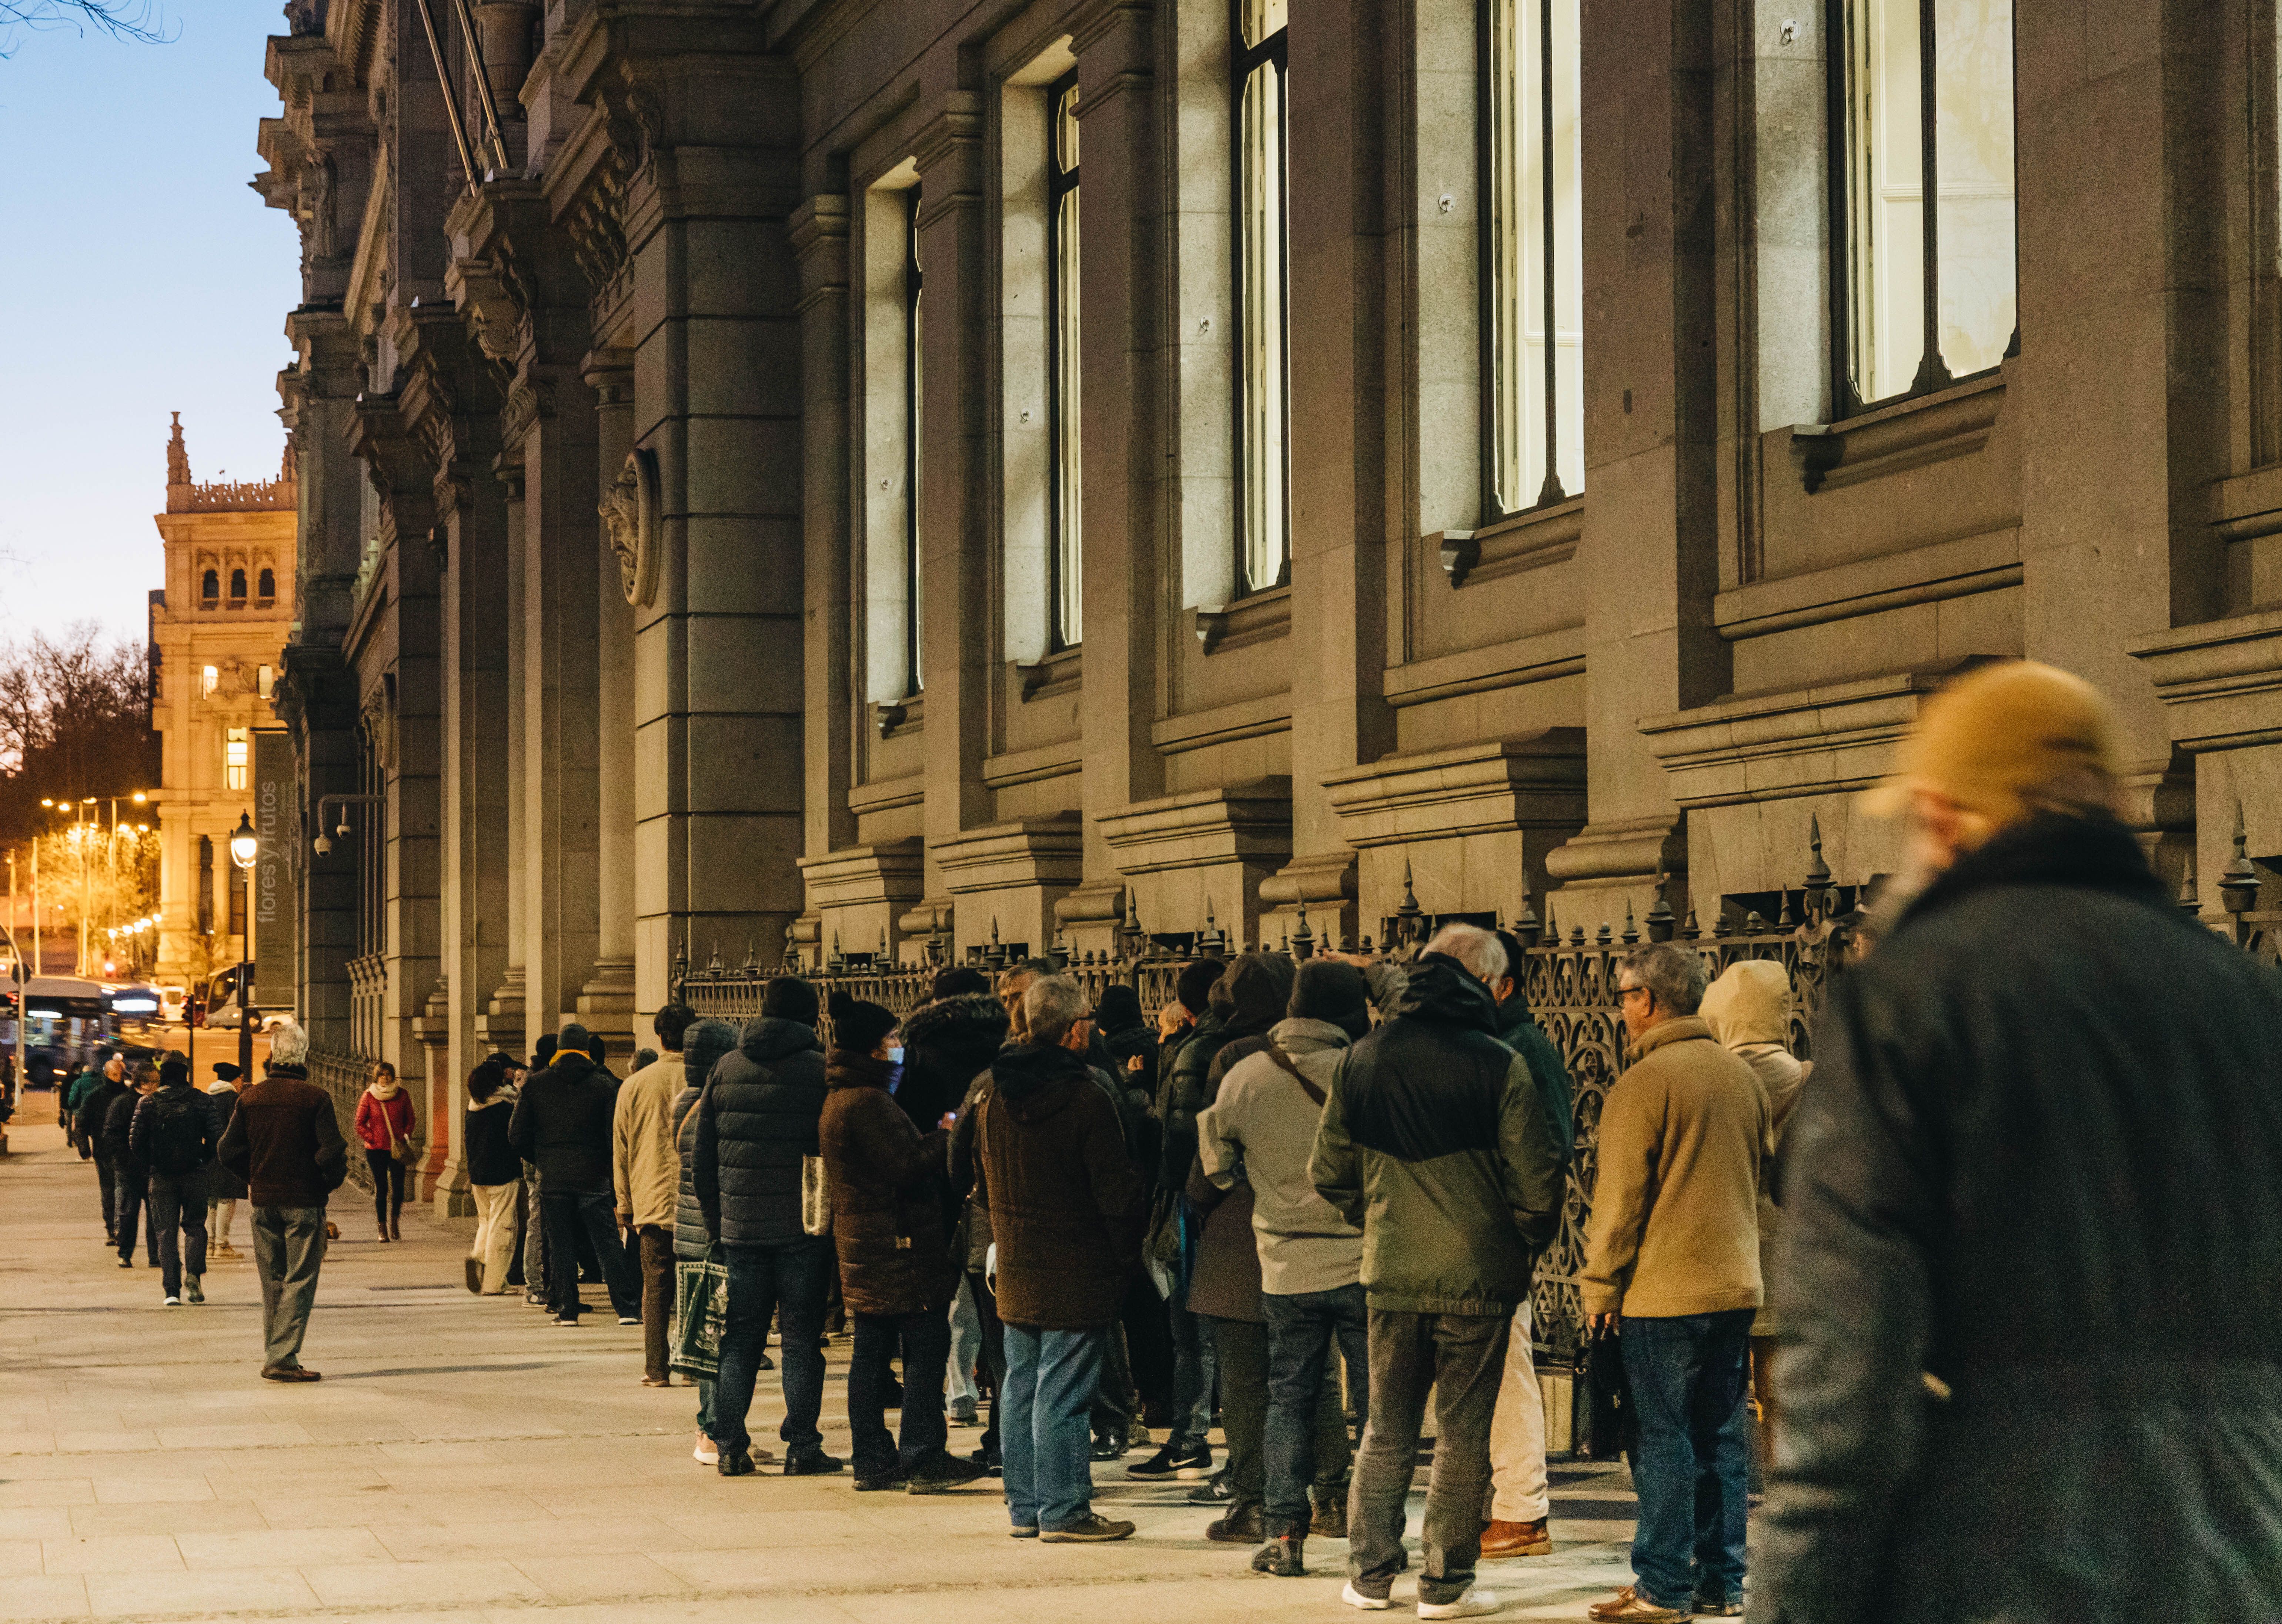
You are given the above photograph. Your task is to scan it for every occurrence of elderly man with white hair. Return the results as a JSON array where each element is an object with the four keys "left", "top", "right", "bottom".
[
  {"left": 215, "top": 1018, "right": 349, "bottom": 1382},
  {"left": 1311, "top": 924, "right": 1565, "bottom": 1619}
]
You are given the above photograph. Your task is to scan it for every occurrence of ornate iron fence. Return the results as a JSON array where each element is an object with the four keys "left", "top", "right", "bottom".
[{"left": 310, "top": 1046, "right": 374, "bottom": 1193}]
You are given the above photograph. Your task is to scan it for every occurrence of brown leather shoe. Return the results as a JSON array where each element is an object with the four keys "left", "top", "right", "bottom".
[
  {"left": 1206, "top": 1501, "right": 1265, "bottom": 1543},
  {"left": 1586, "top": 1587, "right": 1686, "bottom": 1622},
  {"left": 1479, "top": 1518, "right": 1552, "bottom": 1558},
  {"left": 260, "top": 1365, "right": 323, "bottom": 1383}
]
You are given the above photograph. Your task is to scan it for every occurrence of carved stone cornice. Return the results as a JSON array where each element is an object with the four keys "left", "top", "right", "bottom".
[
  {"left": 581, "top": 344, "right": 635, "bottom": 405},
  {"left": 1068, "top": 0, "right": 1155, "bottom": 69},
  {"left": 790, "top": 195, "right": 850, "bottom": 309},
  {"left": 911, "top": 93, "right": 985, "bottom": 217},
  {"left": 499, "top": 376, "right": 556, "bottom": 454}
]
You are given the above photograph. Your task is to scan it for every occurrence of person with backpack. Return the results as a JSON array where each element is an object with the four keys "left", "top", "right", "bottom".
[
  {"left": 131, "top": 1056, "right": 219, "bottom": 1306},
  {"left": 105, "top": 1062, "right": 162, "bottom": 1270}
]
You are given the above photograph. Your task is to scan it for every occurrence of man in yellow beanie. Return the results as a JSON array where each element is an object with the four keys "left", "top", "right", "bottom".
[{"left": 1754, "top": 660, "right": 2282, "bottom": 1624}]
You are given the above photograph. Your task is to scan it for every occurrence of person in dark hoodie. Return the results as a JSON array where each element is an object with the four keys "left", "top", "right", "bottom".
[
  {"left": 969, "top": 974, "right": 1149, "bottom": 1543},
  {"left": 673, "top": 1018, "right": 749, "bottom": 1468},
  {"left": 509, "top": 1022, "right": 639, "bottom": 1326},
  {"left": 1312, "top": 925, "right": 1564, "bottom": 1617},
  {"left": 822, "top": 992, "right": 987, "bottom": 1495},
  {"left": 105, "top": 1062, "right": 162, "bottom": 1269},
  {"left": 132, "top": 1055, "right": 218, "bottom": 1306},
  {"left": 77, "top": 1053, "right": 131, "bottom": 1244},
  {"left": 464, "top": 1057, "right": 523, "bottom": 1295},
  {"left": 695, "top": 976, "right": 836, "bottom": 1478}
]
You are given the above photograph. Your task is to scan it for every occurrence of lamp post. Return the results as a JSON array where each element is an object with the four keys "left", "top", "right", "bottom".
[{"left": 229, "top": 812, "right": 258, "bottom": 1080}]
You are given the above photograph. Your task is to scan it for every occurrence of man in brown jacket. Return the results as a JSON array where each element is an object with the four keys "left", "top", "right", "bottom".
[
  {"left": 214, "top": 1019, "right": 350, "bottom": 1383},
  {"left": 615, "top": 1004, "right": 694, "bottom": 1386},
  {"left": 971, "top": 974, "right": 1148, "bottom": 1544},
  {"left": 1580, "top": 944, "right": 1769, "bottom": 1623}
]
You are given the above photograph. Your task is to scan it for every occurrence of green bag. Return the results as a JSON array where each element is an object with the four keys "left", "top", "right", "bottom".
[{"left": 671, "top": 1252, "right": 728, "bottom": 1379}]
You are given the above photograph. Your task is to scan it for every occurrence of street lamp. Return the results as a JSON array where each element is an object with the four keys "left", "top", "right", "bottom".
[{"left": 230, "top": 811, "right": 257, "bottom": 1079}]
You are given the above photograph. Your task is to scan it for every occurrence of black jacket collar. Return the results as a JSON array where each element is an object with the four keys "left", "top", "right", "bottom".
[{"left": 1898, "top": 812, "right": 2168, "bottom": 934}]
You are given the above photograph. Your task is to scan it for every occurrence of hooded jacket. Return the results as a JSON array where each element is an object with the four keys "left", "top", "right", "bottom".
[
  {"left": 896, "top": 992, "right": 1008, "bottom": 1135},
  {"left": 821, "top": 1047, "right": 956, "bottom": 1316},
  {"left": 1200, "top": 1016, "right": 1365, "bottom": 1296},
  {"left": 694, "top": 1015, "right": 827, "bottom": 1246},
  {"left": 672, "top": 1020, "right": 741, "bottom": 1262},
  {"left": 1578, "top": 1014, "right": 1770, "bottom": 1319},
  {"left": 1755, "top": 814, "right": 2282, "bottom": 1624},
  {"left": 507, "top": 1050, "right": 620, "bottom": 1194},
  {"left": 612, "top": 1051, "right": 686, "bottom": 1228},
  {"left": 970, "top": 1041, "right": 1149, "bottom": 1330},
  {"left": 1310, "top": 954, "right": 1563, "bottom": 1316},
  {"left": 463, "top": 1091, "right": 521, "bottom": 1186},
  {"left": 131, "top": 1079, "right": 217, "bottom": 1178},
  {"left": 1701, "top": 957, "right": 1807, "bottom": 1336}
]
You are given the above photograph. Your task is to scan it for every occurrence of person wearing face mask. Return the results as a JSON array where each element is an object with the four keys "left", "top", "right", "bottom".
[{"left": 821, "top": 992, "right": 986, "bottom": 1495}]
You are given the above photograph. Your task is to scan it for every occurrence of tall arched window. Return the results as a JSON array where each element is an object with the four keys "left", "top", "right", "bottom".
[
  {"left": 201, "top": 569, "right": 219, "bottom": 604},
  {"left": 257, "top": 567, "right": 275, "bottom": 602},
  {"left": 1048, "top": 74, "right": 1083, "bottom": 649},
  {"left": 228, "top": 568, "right": 248, "bottom": 603},
  {"left": 1487, "top": 0, "right": 1584, "bottom": 513},
  {"left": 1234, "top": 0, "right": 1290, "bottom": 597},
  {"left": 1833, "top": 0, "right": 2017, "bottom": 412}
]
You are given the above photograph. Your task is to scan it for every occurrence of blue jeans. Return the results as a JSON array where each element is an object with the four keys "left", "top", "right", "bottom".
[
  {"left": 1002, "top": 1324, "right": 1103, "bottom": 1531},
  {"left": 1261, "top": 1282, "right": 1370, "bottom": 1536},
  {"left": 713, "top": 1236, "right": 831, "bottom": 1460},
  {"left": 540, "top": 1189, "right": 639, "bottom": 1320},
  {"left": 1620, "top": 1309, "right": 1754, "bottom": 1609}
]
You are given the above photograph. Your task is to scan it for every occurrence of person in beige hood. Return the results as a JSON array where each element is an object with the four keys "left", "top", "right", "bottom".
[
  {"left": 615, "top": 1005, "right": 696, "bottom": 1386},
  {"left": 1699, "top": 959, "right": 1805, "bottom": 1472},
  {"left": 1581, "top": 943, "right": 1770, "bottom": 1623}
]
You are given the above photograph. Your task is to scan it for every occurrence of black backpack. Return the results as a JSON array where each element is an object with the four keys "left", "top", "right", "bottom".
[{"left": 147, "top": 1089, "right": 211, "bottom": 1177}]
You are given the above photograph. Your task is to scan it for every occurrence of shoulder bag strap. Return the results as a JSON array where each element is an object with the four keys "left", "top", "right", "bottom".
[{"left": 1263, "top": 1044, "right": 1325, "bottom": 1107}]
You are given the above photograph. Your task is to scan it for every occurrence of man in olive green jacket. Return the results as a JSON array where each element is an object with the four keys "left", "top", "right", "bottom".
[{"left": 1311, "top": 925, "right": 1564, "bottom": 1616}]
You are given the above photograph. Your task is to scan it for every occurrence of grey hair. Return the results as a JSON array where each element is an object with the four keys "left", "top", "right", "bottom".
[
  {"left": 267, "top": 1017, "right": 310, "bottom": 1067},
  {"left": 1424, "top": 923, "right": 1507, "bottom": 985},
  {"left": 1023, "top": 975, "right": 1087, "bottom": 1047},
  {"left": 1617, "top": 942, "right": 1708, "bottom": 1015}
]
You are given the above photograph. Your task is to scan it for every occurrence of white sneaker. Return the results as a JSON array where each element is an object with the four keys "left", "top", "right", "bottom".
[
  {"left": 1342, "top": 1583, "right": 1393, "bottom": 1612},
  {"left": 692, "top": 1431, "right": 719, "bottom": 1466},
  {"left": 1418, "top": 1591, "right": 1501, "bottom": 1620},
  {"left": 163, "top": 1296, "right": 180, "bottom": 1307}
]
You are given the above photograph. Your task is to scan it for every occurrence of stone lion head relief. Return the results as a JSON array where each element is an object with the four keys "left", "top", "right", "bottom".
[{"left": 599, "top": 447, "right": 661, "bottom": 608}]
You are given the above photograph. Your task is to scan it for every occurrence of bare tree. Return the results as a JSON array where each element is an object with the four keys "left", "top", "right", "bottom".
[{"left": 0, "top": 0, "right": 175, "bottom": 53}]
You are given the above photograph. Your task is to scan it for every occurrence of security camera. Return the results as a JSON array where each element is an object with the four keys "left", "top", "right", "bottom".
[
  {"left": 336, "top": 819, "right": 351, "bottom": 838},
  {"left": 313, "top": 834, "right": 333, "bottom": 857}
]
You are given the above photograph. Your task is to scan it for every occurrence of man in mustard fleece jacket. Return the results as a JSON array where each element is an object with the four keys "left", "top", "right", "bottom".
[{"left": 1580, "top": 942, "right": 1770, "bottom": 1623}]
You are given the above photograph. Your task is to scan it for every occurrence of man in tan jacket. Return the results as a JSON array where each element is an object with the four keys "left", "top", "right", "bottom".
[
  {"left": 1580, "top": 943, "right": 1768, "bottom": 1624},
  {"left": 615, "top": 1004, "right": 696, "bottom": 1386}
]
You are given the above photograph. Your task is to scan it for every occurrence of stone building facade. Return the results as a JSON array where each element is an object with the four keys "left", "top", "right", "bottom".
[
  {"left": 150, "top": 416, "right": 296, "bottom": 993},
  {"left": 254, "top": 0, "right": 2278, "bottom": 1209}
]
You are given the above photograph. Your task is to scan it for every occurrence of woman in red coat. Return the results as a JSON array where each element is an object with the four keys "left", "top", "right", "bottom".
[{"left": 353, "top": 1061, "right": 417, "bottom": 1241}]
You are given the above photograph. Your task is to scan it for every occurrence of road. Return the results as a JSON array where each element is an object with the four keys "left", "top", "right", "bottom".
[{"left": 0, "top": 1097, "right": 1643, "bottom": 1623}]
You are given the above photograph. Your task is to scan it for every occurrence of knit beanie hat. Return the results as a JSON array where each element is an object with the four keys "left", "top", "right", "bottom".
[
  {"left": 829, "top": 992, "right": 899, "bottom": 1056},
  {"left": 1288, "top": 960, "right": 1371, "bottom": 1038},
  {"left": 1093, "top": 983, "right": 1145, "bottom": 1035},
  {"left": 158, "top": 1056, "right": 191, "bottom": 1089},
  {"left": 1865, "top": 659, "right": 2120, "bottom": 826},
  {"left": 762, "top": 975, "right": 821, "bottom": 1027},
  {"left": 1176, "top": 957, "right": 1227, "bottom": 1016},
  {"left": 930, "top": 967, "right": 990, "bottom": 1000}
]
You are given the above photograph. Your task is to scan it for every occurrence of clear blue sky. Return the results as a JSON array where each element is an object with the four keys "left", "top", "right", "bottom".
[{"left": 0, "top": 1, "right": 301, "bottom": 648}]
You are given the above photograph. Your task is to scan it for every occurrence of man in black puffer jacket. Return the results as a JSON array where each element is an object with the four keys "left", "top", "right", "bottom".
[
  {"left": 695, "top": 977, "right": 834, "bottom": 1477},
  {"left": 509, "top": 1022, "right": 638, "bottom": 1326},
  {"left": 1755, "top": 662, "right": 2282, "bottom": 1624}
]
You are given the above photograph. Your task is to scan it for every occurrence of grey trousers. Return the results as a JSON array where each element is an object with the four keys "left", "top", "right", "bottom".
[
  {"left": 1347, "top": 1307, "right": 1511, "bottom": 1605},
  {"left": 250, "top": 1205, "right": 327, "bottom": 1371}
]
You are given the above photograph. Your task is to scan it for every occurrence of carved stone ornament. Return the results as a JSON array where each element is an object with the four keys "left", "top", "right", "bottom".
[{"left": 599, "top": 447, "right": 661, "bottom": 607}]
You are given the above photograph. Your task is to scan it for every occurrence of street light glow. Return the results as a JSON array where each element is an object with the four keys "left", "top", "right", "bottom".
[{"left": 229, "top": 812, "right": 258, "bottom": 870}]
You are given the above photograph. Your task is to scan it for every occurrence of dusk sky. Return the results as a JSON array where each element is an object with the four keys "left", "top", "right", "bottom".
[{"left": 0, "top": 1, "right": 300, "bottom": 649}]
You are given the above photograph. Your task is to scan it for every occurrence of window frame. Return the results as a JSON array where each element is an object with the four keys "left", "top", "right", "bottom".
[
  {"left": 1046, "top": 70, "right": 1083, "bottom": 652},
  {"left": 1824, "top": 0, "right": 2019, "bottom": 420},
  {"left": 1230, "top": 0, "right": 1292, "bottom": 601},
  {"left": 1479, "top": 0, "right": 1583, "bottom": 521},
  {"left": 904, "top": 184, "right": 925, "bottom": 696}
]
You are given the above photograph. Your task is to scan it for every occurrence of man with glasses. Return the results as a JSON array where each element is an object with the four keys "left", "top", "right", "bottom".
[{"left": 1582, "top": 944, "right": 1770, "bottom": 1622}]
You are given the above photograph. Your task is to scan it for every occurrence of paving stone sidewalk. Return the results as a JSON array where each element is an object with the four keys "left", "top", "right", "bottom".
[{"left": 0, "top": 1096, "right": 1641, "bottom": 1623}]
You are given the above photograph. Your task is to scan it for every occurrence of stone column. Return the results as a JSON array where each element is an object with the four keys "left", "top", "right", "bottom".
[
  {"left": 793, "top": 197, "right": 858, "bottom": 870},
  {"left": 1543, "top": 0, "right": 1724, "bottom": 925},
  {"left": 1066, "top": 2, "right": 1166, "bottom": 940},
  {"left": 478, "top": 451, "right": 528, "bottom": 1061},
  {"left": 581, "top": 348, "right": 638, "bottom": 1059},
  {"left": 912, "top": 96, "right": 995, "bottom": 884},
  {"left": 1264, "top": 0, "right": 1391, "bottom": 944}
]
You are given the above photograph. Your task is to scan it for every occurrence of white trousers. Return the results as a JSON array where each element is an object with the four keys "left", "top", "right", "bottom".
[
  {"left": 470, "top": 1180, "right": 521, "bottom": 1295},
  {"left": 1488, "top": 1297, "right": 1550, "bottom": 1522}
]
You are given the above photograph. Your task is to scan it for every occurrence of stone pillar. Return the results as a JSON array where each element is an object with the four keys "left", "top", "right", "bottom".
[
  {"left": 1264, "top": 0, "right": 1390, "bottom": 944},
  {"left": 1065, "top": 2, "right": 1165, "bottom": 943},
  {"left": 793, "top": 196, "right": 859, "bottom": 874},
  {"left": 912, "top": 96, "right": 995, "bottom": 884},
  {"left": 478, "top": 451, "right": 528, "bottom": 1061},
  {"left": 581, "top": 348, "right": 638, "bottom": 1060},
  {"left": 1543, "top": 0, "right": 1724, "bottom": 924}
]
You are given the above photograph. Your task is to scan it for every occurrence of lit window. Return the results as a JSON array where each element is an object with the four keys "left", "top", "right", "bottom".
[
  {"left": 257, "top": 665, "right": 274, "bottom": 700},
  {"left": 1836, "top": 0, "right": 2017, "bottom": 412},
  {"left": 224, "top": 727, "right": 249, "bottom": 791},
  {"left": 1048, "top": 74, "right": 1083, "bottom": 649},
  {"left": 202, "top": 665, "right": 219, "bottom": 698},
  {"left": 1234, "top": 0, "right": 1290, "bottom": 597},
  {"left": 1488, "top": 0, "right": 1584, "bottom": 512},
  {"left": 906, "top": 186, "right": 925, "bottom": 694}
]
